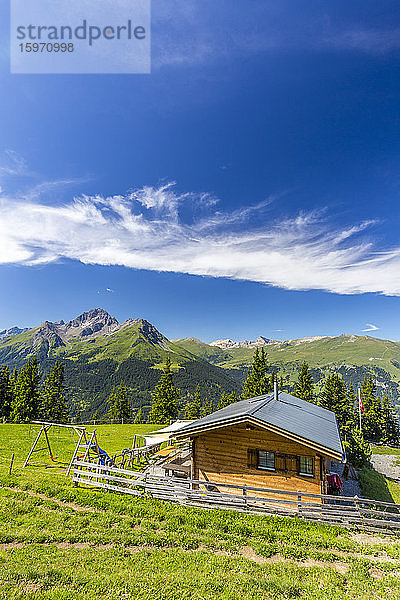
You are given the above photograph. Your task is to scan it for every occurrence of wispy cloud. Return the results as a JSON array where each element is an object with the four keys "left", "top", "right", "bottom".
[
  {"left": 0, "top": 150, "right": 29, "bottom": 178},
  {"left": 1, "top": 182, "right": 400, "bottom": 296},
  {"left": 321, "top": 27, "right": 400, "bottom": 55},
  {"left": 361, "top": 323, "right": 379, "bottom": 332},
  {"left": 21, "top": 178, "right": 92, "bottom": 202},
  {"left": 97, "top": 288, "right": 114, "bottom": 294},
  {"left": 151, "top": 2, "right": 400, "bottom": 69}
]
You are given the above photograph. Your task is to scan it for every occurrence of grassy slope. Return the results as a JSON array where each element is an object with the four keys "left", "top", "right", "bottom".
[
  {"left": 176, "top": 335, "right": 400, "bottom": 374},
  {"left": 0, "top": 323, "right": 195, "bottom": 368},
  {"left": 358, "top": 467, "right": 400, "bottom": 504},
  {"left": 2, "top": 425, "right": 400, "bottom": 599}
]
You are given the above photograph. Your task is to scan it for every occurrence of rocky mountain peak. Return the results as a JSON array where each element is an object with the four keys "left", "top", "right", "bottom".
[
  {"left": 33, "top": 321, "right": 65, "bottom": 348},
  {"left": 66, "top": 308, "right": 118, "bottom": 329},
  {"left": 133, "top": 318, "right": 167, "bottom": 345},
  {"left": 0, "top": 326, "right": 30, "bottom": 341},
  {"left": 62, "top": 308, "right": 120, "bottom": 340},
  {"left": 210, "top": 336, "right": 273, "bottom": 349}
]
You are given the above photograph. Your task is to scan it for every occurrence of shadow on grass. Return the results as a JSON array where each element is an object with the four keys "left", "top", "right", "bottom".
[{"left": 359, "top": 467, "right": 396, "bottom": 503}]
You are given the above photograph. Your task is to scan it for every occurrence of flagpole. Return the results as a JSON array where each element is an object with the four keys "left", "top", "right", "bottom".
[{"left": 358, "top": 387, "right": 362, "bottom": 432}]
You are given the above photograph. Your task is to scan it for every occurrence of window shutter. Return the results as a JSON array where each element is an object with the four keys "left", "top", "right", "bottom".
[
  {"left": 275, "top": 454, "right": 286, "bottom": 471},
  {"left": 247, "top": 448, "right": 258, "bottom": 469}
]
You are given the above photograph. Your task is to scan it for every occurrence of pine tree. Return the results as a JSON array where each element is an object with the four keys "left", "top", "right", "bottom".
[
  {"left": 40, "top": 361, "right": 69, "bottom": 423},
  {"left": 320, "top": 373, "right": 356, "bottom": 428},
  {"left": 9, "top": 367, "right": 18, "bottom": 397},
  {"left": 0, "top": 365, "right": 13, "bottom": 421},
  {"left": 218, "top": 391, "right": 237, "bottom": 410},
  {"left": 200, "top": 397, "right": 213, "bottom": 417},
  {"left": 341, "top": 426, "right": 371, "bottom": 469},
  {"left": 185, "top": 385, "right": 202, "bottom": 419},
  {"left": 360, "top": 375, "right": 384, "bottom": 442},
  {"left": 74, "top": 393, "right": 89, "bottom": 424},
  {"left": 148, "top": 358, "right": 179, "bottom": 424},
  {"left": 108, "top": 381, "right": 131, "bottom": 423},
  {"left": 241, "top": 348, "right": 271, "bottom": 399},
  {"left": 134, "top": 407, "right": 143, "bottom": 424},
  {"left": 293, "top": 362, "right": 314, "bottom": 403},
  {"left": 319, "top": 374, "right": 370, "bottom": 467},
  {"left": 381, "top": 395, "right": 400, "bottom": 446},
  {"left": 10, "top": 357, "right": 41, "bottom": 423}
]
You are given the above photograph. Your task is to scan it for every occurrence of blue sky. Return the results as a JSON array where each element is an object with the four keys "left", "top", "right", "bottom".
[{"left": 1, "top": 1, "right": 400, "bottom": 342}]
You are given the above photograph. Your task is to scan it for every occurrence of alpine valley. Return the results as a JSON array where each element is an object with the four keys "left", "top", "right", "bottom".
[{"left": 1, "top": 308, "right": 400, "bottom": 419}]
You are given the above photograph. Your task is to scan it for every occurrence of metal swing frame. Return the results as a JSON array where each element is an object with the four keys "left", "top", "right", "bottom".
[{"left": 23, "top": 421, "right": 89, "bottom": 474}]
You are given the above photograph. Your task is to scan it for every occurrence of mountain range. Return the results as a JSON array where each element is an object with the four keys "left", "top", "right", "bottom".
[{"left": 1, "top": 308, "right": 400, "bottom": 418}]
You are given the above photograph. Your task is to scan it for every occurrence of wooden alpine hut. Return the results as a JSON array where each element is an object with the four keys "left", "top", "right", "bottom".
[{"left": 174, "top": 384, "right": 344, "bottom": 496}]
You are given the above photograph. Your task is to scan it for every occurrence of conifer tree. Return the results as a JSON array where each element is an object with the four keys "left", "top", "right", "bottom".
[
  {"left": 279, "top": 375, "right": 285, "bottom": 391},
  {"left": 319, "top": 373, "right": 370, "bottom": 467},
  {"left": 218, "top": 391, "right": 237, "bottom": 410},
  {"left": 241, "top": 348, "right": 271, "bottom": 399},
  {"left": 185, "top": 385, "right": 202, "bottom": 419},
  {"left": 40, "top": 361, "right": 69, "bottom": 423},
  {"left": 200, "top": 397, "right": 213, "bottom": 417},
  {"left": 148, "top": 358, "right": 179, "bottom": 424},
  {"left": 10, "top": 357, "right": 41, "bottom": 423},
  {"left": 341, "top": 427, "right": 371, "bottom": 469},
  {"left": 9, "top": 367, "right": 18, "bottom": 401},
  {"left": 134, "top": 407, "right": 143, "bottom": 424},
  {"left": 74, "top": 393, "right": 89, "bottom": 424},
  {"left": 0, "top": 365, "right": 13, "bottom": 421},
  {"left": 320, "top": 373, "right": 356, "bottom": 428},
  {"left": 381, "top": 395, "right": 400, "bottom": 446},
  {"left": 108, "top": 381, "right": 131, "bottom": 423},
  {"left": 360, "top": 375, "right": 385, "bottom": 442},
  {"left": 293, "top": 362, "right": 314, "bottom": 403}
]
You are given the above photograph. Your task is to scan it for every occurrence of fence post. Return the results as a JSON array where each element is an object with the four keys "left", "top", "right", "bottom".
[
  {"left": 243, "top": 484, "right": 247, "bottom": 510},
  {"left": 297, "top": 491, "right": 302, "bottom": 517},
  {"left": 354, "top": 495, "right": 361, "bottom": 517},
  {"left": 9, "top": 453, "right": 14, "bottom": 476}
]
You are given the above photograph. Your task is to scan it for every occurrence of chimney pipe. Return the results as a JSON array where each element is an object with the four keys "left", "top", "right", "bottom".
[{"left": 274, "top": 380, "right": 279, "bottom": 401}]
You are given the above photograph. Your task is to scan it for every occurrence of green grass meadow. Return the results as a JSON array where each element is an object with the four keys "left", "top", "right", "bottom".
[
  {"left": 2, "top": 424, "right": 400, "bottom": 599},
  {"left": 371, "top": 445, "right": 400, "bottom": 456}
]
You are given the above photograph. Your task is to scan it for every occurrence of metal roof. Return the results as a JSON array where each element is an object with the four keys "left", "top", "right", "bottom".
[{"left": 174, "top": 391, "right": 344, "bottom": 460}]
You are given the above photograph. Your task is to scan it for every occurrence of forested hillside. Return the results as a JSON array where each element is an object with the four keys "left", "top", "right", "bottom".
[
  {"left": 1, "top": 308, "right": 400, "bottom": 418},
  {"left": 0, "top": 310, "right": 241, "bottom": 418}
]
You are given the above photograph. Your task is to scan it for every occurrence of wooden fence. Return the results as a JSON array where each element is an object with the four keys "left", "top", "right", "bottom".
[{"left": 72, "top": 459, "right": 400, "bottom": 534}]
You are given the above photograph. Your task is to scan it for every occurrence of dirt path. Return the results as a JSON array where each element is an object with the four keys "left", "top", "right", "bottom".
[
  {"left": 1, "top": 540, "right": 398, "bottom": 576},
  {"left": 2, "top": 486, "right": 101, "bottom": 513}
]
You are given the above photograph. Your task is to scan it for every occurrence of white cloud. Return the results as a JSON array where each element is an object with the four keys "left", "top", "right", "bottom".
[
  {"left": 361, "top": 323, "right": 379, "bottom": 332},
  {"left": 1, "top": 182, "right": 400, "bottom": 296},
  {"left": 97, "top": 288, "right": 114, "bottom": 294}
]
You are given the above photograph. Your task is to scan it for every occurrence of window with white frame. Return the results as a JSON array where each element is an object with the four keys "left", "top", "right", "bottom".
[
  {"left": 257, "top": 450, "right": 275, "bottom": 471},
  {"left": 298, "top": 455, "right": 314, "bottom": 476}
]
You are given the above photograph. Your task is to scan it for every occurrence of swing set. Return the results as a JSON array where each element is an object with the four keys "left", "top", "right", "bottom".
[{"left": 23, "top": 421, "right": 113, "bottom": 475}]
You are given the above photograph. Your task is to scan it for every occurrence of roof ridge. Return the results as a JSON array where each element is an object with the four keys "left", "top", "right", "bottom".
[{"left": 250, "top": 392, "right": 274, "bottom": 416}]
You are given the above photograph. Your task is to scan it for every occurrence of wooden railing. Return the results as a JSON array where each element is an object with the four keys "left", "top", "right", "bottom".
[{"left": 72, "top": 459, "right": 400, "bottom": 534}]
